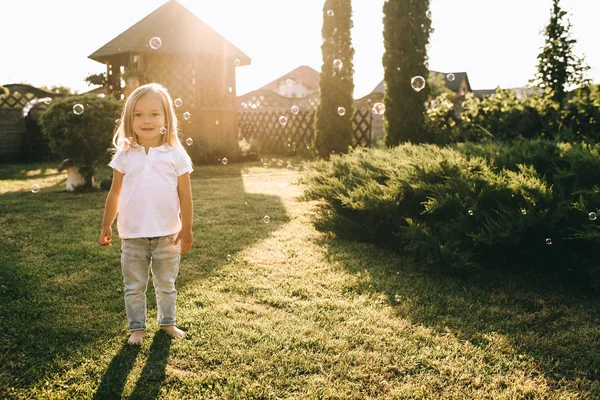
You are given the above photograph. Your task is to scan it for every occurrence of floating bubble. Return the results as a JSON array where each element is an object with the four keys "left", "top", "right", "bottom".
[
  {"left": 430, "top": 99, "right": 440, "bottom": 108},
  {"left": 337, "top": 107, "right": 346, "bottom": 116},
  {"left": 291, "top": 105, "right": 299, "bottom": 115},
  {"left": 520, "top": 208, "right": 527, "bottom": 215},
  {"left": 263, "top": 163, "right": 268, "bottom": 168},
  {"left": 467, "top": 210, "right": 474, "bottom": 216},
  {"left": 590, "top": 212, "right": 597, "bottom": 221},
  {"left": 279, "top": 116, "right": 288, "bottom": 126},
  {"left": 118, "top": 137, "right": 131, "bottom": 147},
  {"left": 327, "top": 9, "right": 334, "bottom": 16},
  {"left": 426, "top": 9, "right": 432, "bottom": 20},
  {"left": 97, "top": 94, "right": 105, "bottom": 99},
  {"left": 286, "top": 164, "right": 293, "bottom": 171},
  {"left": 263, "top": 215, "right": 271, "bottom": 224},
  {"left": 149, "top": 37, "right": 162, "bottom": 50},
  {"left": 226, "top": 254, "right": 232, "bottom": 261},
  {"left": 31, "top": 184, "right": 40, "bottom": 193},
  {"left": 73, "top": 104, "right": 84, "bottom": 115},
  {"left": 222, "top": 158, "right": 228, "bottom": 165},
  {"left": 160, "top": 127, "right": 167, "bottom": 135},
  {"left": 234, "top": 58, "right": 241, "bottom": 66},
  {"left": 333, "top": 59, "right": 343, "bottom": 71},
  {"left": 447, "top": 73, "right": 456, "bottom": 82},
  {"left": 228, "top": 87, "right": 233, "bottom": 93},
  {"left": 285, "top": 79, "right": 294, "bottom": 87},
  {"left": 174, "top": 98, "right": 183, "bottom": 107},
  {"left": 545, "top": 238, "right": 552, "bottom": 245},
  {"left": 215, "top": 120, "right": 219, "bottom": 125},
  {"left": 183, "top": 111, "right": 191, "bottom": 120},
  {"left": 372, "top": 102, "right": 386, "bottom": 115},
  {"left": 411, "top": 76, "right": 426, "bottom": 92},
  {"left": 186, "top": 138, "right": 193, "bottom": 146}
]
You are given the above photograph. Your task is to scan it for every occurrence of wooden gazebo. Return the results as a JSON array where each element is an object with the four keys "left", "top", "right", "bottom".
[{"left": 88, "top": 0, "right": 250, "bottom": 162}]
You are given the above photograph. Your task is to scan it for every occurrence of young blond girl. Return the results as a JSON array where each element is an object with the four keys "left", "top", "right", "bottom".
[{"left": 99, "top": 83, "right": 194, "bottom": 345}]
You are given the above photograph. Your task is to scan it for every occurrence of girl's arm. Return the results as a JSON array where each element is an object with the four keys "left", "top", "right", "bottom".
[
  {"left": 99, "top": 170, "right": 124, "bottom": 246},
  {"left": 176, "top": 172, "right": 194, "bottom": 254}
]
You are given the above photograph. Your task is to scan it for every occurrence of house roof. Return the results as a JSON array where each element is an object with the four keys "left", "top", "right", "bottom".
[
  {"left": 259, "top": 65, "right": 320, "bottom": 93},
  {"left": 371, "top": 70, "right": 471, "bottom": 94},
  {"left": 88, "top": 0, "right": 250, "bottom": 65}
]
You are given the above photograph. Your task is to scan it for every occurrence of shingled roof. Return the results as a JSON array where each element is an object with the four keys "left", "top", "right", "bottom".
[
  {"left": 371, "top": 70, "right": 471, "bottom": 94},
  {"left": 88, "top": 0, "right": 250, "bottom": 65},
  {"left": 259, "top": 65, "right": 320, "bottom": 93}
]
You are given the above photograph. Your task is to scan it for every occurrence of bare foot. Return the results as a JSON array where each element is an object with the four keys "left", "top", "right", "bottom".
[
  {"left": 128, "top": 330, "right": 144, "bottom": 345},
  {"left": 161, "top": 325, "right": 186, "bottom": 339}
]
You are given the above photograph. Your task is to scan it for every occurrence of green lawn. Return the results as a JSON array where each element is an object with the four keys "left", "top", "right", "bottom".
[{"left": 0, "top": 158, "right": 599, "bottom": 399}]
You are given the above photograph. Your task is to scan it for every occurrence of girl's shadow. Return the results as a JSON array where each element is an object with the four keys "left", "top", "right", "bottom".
[{"left": 93, "top": 330, "right": 171, "bottom": 400}]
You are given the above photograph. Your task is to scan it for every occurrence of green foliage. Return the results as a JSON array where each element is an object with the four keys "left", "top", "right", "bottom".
[
  {"left": 301, "top": 142, "right": 600, "bottom": 288},
  {"left": 532, "top": 0, "right": 590, "bottom": 106},
  {"left": 383, "top": 0, "right": 431, "bottom": 146},
  {"left": 425, "top": 86, "right": 600, "bottom": 143},
  {"left": 314, "top": 0, "right": 355, "bottom": 157},
  {"left": 39, "top": 94, "right": 122, "bottom": 190}
]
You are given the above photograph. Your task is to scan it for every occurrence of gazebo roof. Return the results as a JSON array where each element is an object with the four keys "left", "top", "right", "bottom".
[{"left": 88, "top": 0, "right": 250, "bottom": 65}]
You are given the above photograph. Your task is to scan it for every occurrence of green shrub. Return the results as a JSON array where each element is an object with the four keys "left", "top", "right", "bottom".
[
  {"left": 39, "top": 94, "right": 122, "bottom": 190},
  {"left": 301, "top": 142, "right": 600, "bottom": 288}
]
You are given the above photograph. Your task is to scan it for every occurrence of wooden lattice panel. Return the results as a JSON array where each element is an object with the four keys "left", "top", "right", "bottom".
[{"left": 238, "top": 109, "right": 371, "bottom": 154}]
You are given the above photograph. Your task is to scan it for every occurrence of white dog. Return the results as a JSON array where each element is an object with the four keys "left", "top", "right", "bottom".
[{"left": 58, "top": 159, "right": 91, "bottom": 191}]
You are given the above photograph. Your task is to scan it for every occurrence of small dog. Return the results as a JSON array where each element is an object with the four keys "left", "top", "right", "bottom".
[{"left": 58, "top": 159, "right": 89, "bottom": 192}]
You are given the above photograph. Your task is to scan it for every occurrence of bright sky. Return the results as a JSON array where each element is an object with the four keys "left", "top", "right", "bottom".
[{"left": 1, "top": 0, "right": 598, "bottom": 98}]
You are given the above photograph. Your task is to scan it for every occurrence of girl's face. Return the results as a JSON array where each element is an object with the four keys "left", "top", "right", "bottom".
[{"left": 132, "top": 94, "right": 166, "bottom": 147}]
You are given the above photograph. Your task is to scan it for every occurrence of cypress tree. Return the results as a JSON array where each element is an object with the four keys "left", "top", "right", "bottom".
[
  {"left": 533, "top": 0, "right": 589, "bottom": 106},
  {"left": 314, "top": 0, "right": 355, "bottom": 157},
  {"left": 383, "top": 0, "right": 432, "bottom": 146}
]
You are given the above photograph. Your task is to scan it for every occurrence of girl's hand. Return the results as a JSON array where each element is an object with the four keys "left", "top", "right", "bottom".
[
  {"left": 99, "top": 226, "right": 112, "bottom": 246},
  {"left": 175, "top": 229, "right": 193, "bottom": 254}
]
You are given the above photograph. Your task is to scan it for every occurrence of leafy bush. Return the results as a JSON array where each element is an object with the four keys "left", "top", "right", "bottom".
[
  {"left": 39, "top": 94, "right": 122, "bottom": 190},
  {"left": 425, "top": 87, "right": 600, "bottom": 143},
  {"left": 301, "top": 142, "right": 600, "bottom": 288}
]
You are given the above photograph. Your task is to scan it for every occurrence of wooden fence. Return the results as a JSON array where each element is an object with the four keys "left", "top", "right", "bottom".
[{"left": 238, "top": 109, "right": 373, "bottom": 154}]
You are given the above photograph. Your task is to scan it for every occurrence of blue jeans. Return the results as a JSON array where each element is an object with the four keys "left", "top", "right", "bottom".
[{"left": 121, "top": 235, "right": 181, "bottom": 331}]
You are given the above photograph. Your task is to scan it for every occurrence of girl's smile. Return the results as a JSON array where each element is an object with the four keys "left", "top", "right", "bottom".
[{"left": 133, "top": 94, "right": 166, "bottom": 148}]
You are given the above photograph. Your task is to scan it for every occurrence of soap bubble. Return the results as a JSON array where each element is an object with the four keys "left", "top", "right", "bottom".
[
  {"left": 447, "top": 73, "right": 456, "bottom": 81},
  {"left": 327, "top": 9, "right": 334, "bottom": 16},
  {"left": 286, "top": 164, "right": 293, "bottom": 171},
  {"left": 222, "top": 158, "right": 228, "bottom": 165},
  {"left": 279, "top": 116, "right": 288, "bottom": 126},
  {"left": 589, "top": 212, "right": 597, "bottom": 221},
  {"left": 234, "top": 58, "right": 241, "bottom": 66},
  {"left": 285, "top": 79, "right": 294, "bottom": 86},
  {"left": 333, "top": 59, "right": 343, "bottom": 71},
  {"left": 31, "top": 184, "right": 40, "bottom": 193},
  {"left": 411, "top": 76, "right": 426, "bottom": 92},
  {"left": 467, "top": 210, "right": 474, "bottom": 216},
  {"left": 291, "top": 105, "right": 299, "bottom": 115},
  {"left": 215, "top": 120, "right": 219, "bottom": 125},
  {"left": 73, "top": 104, "right": 84, "bottom": 115},
  {"left": 263, "top": 163, "right": 268, "bottom": 168},
  {"left": 371, "top": 102, "right": 385, "bottom": 115},
  {"left": 183, "top": 112, "right": 191, "bottom": 121},
  {"left": 160, "top": 127, "right": 167, "bottom": 135},
  {"left": 337, "top": 107, "right": 346, "bottom": 116},
  {"left": 174, "top": 98, "right": 183, "bottom": 107},
  {"left": 186, "top": 138, "right": 193, "bottom": 146},
  {"left": 263, "top": 215, "right": 271, "bottom": 224},
  {"left": 426, "top": 9, "right": 432, "bottom": 19},
  {"left": 226, "top": 254, "right": 232, "bottom": 261},
  {"left": 520, "top": 208, "right": 527, "bottom": 215},
  {"left": 545, "top": 238, "right": 552, "bottom": 245},
  {"left": 149, "top": 37, "right": 162, "bottom": 50}
]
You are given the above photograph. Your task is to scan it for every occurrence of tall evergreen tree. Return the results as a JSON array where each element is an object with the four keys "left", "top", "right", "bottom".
[
  {"left": 383, "top": 0, "right": 431, "bottom": 146},
  {"left": 533, "top": 0, "right": 589, "bottom": 106},
  {"left": 314, "top": 0, "right": 355, "bottom": 157}
]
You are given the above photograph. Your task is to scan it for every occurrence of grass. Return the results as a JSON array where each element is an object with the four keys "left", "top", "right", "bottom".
[{"left": 1, "top": 157, "right": 599, "bottom": 399}]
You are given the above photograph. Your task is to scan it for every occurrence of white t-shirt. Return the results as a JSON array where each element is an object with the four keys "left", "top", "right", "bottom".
[{"left": 109, "top": 144, "right": 193, "bottom": 239}]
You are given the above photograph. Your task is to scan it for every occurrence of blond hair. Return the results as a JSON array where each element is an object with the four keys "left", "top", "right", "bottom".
[{"left": 111, "top": 83, "right": 185, "bottom": 152}]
